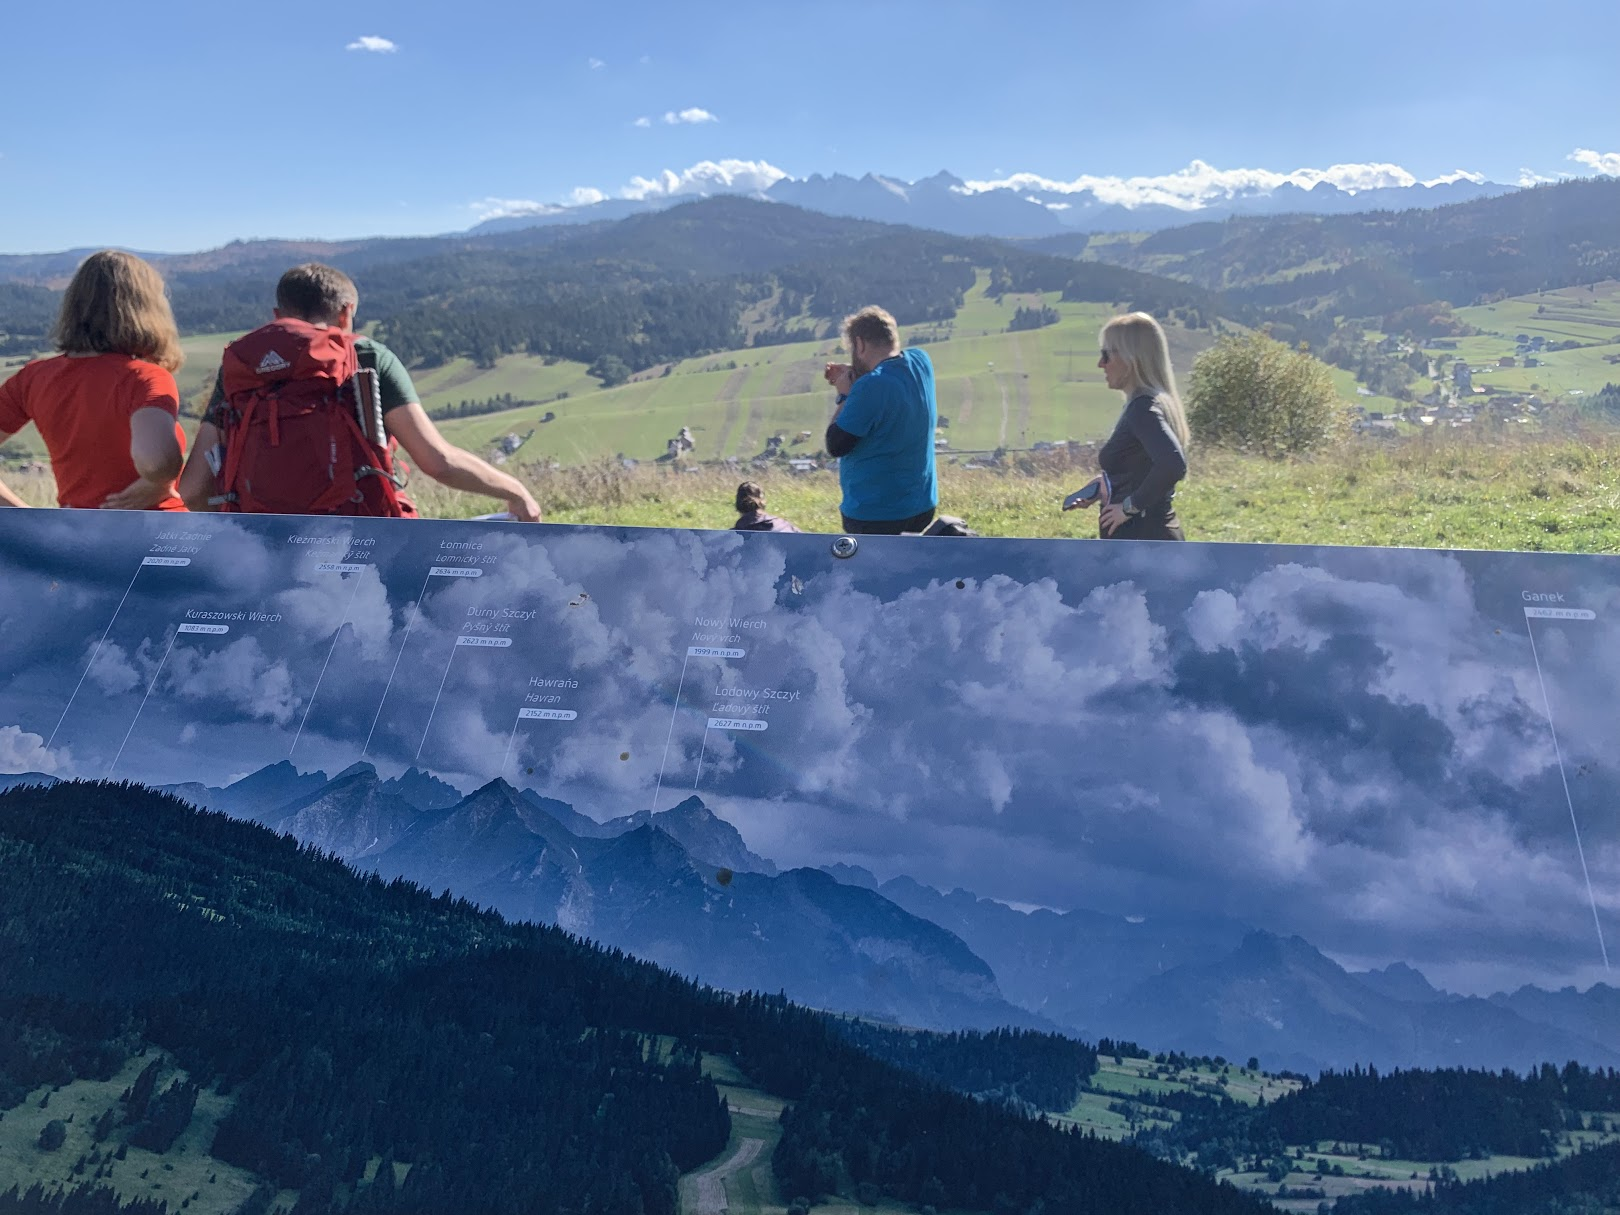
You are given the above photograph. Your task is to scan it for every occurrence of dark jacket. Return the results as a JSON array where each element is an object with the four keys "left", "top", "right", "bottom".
[
  {"left": 1098, "top": 393, "right": 1188, "bottom": 538},
  {"left": 733, "top": 511, "right": 802, "bottom": 533}
]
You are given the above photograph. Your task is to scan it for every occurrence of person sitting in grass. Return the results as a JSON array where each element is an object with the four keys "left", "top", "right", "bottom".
[{"left": 731, "top": 481, "right": 801, "bottom": 532}]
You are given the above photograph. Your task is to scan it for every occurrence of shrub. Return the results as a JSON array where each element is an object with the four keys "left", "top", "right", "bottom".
[{"left": 1189, "top": 332, "right": 1350, "bottom": 456}]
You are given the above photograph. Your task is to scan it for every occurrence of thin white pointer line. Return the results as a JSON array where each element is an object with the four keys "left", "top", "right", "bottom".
[
  {"left": 107, "top": 627, "right": 179, "bottom": 778},
  {"left": 362, "top": 569, "right": 435, "bottom": 758},
  {"left": 291, "top": 576, "right": 364, "bottom": 754},
  {"left": 415, "top": 642, "right": 461, "bottom": 762},
  {"left": 1524, "top": 613, "right": 1610, "bottom": 970},
  {"left": 48, "top": 562, "right": 143, "bottom": 748},
  {"left": 501, "top": 714, "right": 523, "bottom": 777},
  {"left": 650, "top": 650, "right": 691, "bottom": 811}
]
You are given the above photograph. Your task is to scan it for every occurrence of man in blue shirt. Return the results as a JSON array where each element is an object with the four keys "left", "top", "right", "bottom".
[{"left": 823, "top": 306, "right": 939, "bottom": 534}]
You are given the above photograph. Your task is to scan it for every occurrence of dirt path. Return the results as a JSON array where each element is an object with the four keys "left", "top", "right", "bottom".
[
  {"left": 682, "top": 1137, "right": 766, "bottom": 1215},
  {"left": 1009, "top": 333, "right": 1031, "bottom": 446},
  {"left": 727, "top": 1103, "right": 780, "bottom": 1118},
  {"left": 736, "top": 396, "right": 767, "bottom": 457},
  {"left": 711, "top": 367, "right": 752, "bottom": 456},
  {"left": 995, "top": 373, "right": 1011, "bottom": 447},
  {"left": 777, "top": 359, "right": 819, "bottom": 397}
]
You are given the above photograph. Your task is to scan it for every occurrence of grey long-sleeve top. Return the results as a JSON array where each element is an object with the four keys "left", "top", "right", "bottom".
[{"left": 1097, "top": 393, "right": 1188, "bottom": 514}]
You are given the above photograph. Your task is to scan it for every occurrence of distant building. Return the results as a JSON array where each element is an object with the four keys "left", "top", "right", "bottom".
[{"left": 1499, "top": 356, "right": 1517, "bottom": 367}]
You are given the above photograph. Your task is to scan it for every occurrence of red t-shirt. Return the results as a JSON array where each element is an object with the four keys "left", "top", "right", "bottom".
[{"left": 0, "top": 353, "right": 187, "bottom": 510}]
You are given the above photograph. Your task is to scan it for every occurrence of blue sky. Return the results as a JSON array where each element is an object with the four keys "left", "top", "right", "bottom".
[{"left": 4, "top": 0, "right": 1619, "bottom": 251}]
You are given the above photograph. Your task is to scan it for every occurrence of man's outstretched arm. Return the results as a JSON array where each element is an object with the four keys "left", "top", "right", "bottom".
[{"left": 385, "top": 403, "right": 542, "bottom": 521}]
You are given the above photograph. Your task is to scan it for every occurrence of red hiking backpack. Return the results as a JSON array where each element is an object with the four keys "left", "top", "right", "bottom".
[{"left": 212, "top": 319, "right": 416, "bottom": 517}]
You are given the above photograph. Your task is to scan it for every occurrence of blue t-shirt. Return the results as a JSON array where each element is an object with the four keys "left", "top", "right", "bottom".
[{"left": 835, "top": 349, "right": 938, "bottom": 521}]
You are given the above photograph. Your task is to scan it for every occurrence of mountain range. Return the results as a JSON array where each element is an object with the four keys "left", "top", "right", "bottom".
[
  {"left": 469, "top": 169, "right": 1519, "bottom": 241},
  {"left": 9, "top": 763, "right": 1614, "bottom": 1075}
]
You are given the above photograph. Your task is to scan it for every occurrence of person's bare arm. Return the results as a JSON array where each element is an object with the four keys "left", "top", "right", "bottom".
[
  {"left": 100, "top": 407, "right": 186, "bottom": 510},
  {"left": 176, "top": 420, "right": 223, "bottom": 513},
  {"left": 0, "top": 429, "right": 26, "bottom": 507},
  {"left": 385, "top": 402, "right": 541, "bottom": 521},
  {"left": 130, "top": 407, "right": 183, "bottom": 483}
]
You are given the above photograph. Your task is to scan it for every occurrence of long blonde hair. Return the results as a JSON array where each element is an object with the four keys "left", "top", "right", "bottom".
[
  {"left": 1101, "top": 312, "right": 1189, "bottom": 449},
  {"left": 51, "top": 250, "right": 184, "bottom": 373}
]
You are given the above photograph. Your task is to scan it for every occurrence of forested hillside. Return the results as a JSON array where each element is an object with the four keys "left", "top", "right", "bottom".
[
  {"left": 1070, "top": 176, "right": 1620, "bottom": 340},
  {"left": 0, "top": 199, "right": 1225, "bottom": 377},
  {"left": 0, "top": 780, "right": 1270, "bottom": 1215}
]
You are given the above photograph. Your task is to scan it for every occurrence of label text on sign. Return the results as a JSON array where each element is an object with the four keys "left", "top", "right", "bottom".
[
  {"left": 519, "top": 708, "right": 578, "bottom": 721},
  {"left": 456, "top": 636, "right": 513, "bottom": 647},
  {"left": 708, "top": 718, "right": 768, "bottom": 731},
  {"left": 177, "top": 623, "right": 229, "bottom": 635},
  {"left": 688, "top": 646, "right": 745, "bottom": 658},
  {"left": 1524, "top": 607, "right": 1596, "bottom": 620}
]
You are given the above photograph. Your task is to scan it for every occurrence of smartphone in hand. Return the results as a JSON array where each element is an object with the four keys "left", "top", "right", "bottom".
[{"left": 1062, "top": 474, "right": 1110, "bottom": 511}]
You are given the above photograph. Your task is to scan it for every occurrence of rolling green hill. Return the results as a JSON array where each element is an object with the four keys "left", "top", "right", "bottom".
[
  {"left": 0, "top": 275, "right": 1214, "bottom": 469},
  {"left": 430, "top": 279, "right": 1209, "bottom": 465}
]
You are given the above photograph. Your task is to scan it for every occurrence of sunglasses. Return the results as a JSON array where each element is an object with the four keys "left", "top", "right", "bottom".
[{"left": 1099, "top": 349, "right": 1112, "bottom": 365}]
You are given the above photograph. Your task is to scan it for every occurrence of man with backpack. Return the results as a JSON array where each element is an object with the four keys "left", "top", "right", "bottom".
[{"left": 178, "top": 263, "right": 541, "bottom": 521}]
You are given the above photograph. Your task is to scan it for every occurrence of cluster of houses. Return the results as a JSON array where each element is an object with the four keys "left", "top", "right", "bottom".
[{"left": 1353, "top": 331, "right": 1575, "bottom": 436}]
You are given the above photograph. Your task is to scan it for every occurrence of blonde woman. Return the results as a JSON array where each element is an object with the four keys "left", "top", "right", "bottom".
[
  {"left": 0, "top": 251, "right": 187, "bottom": 510},
  {"left": 1066, "top": 312, "right": 1190, "bottom": 540}
]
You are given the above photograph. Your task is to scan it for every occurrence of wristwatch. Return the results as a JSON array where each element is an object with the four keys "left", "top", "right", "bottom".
[{"left": 1121, "top": 497, "right": 1141, "bottom": 518}]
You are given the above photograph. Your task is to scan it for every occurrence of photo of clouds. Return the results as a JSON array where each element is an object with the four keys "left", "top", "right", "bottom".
[{"left": 1, "top": 509, "right": 1614, "bottom": 1073}]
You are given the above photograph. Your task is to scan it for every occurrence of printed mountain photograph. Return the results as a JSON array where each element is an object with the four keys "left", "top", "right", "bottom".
[{"left": 2, "top": 507, "right": 1619, "bottom": 1213}]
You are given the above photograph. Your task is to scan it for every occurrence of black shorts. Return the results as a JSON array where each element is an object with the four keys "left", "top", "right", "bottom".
[{"left": 840, "top": 508, "right": 936, "bottom": 536}]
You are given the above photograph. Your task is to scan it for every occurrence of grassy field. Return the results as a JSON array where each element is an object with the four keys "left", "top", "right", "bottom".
[
  {"left": 1449, "top": 280, "right": 1620, "bottom": 403},
  {"left": 1047, "top": 1055, "right": 1620, "bottom": 1212},
  {"left": 7, "top": 424, "right": 1620, "bottom": 553},
  {"left": 0, "top": 1055, "right": 290, "bottom": 1215},
  {"left": 1224, "top": 1123, "right": 1620, "bottom": 1215},
  {"left": 1055, "top": 1057, "right": 1304, "bottom": 1139},
  {"left": 412, "top": 425, "right": 1620, "bottom": 554},
  {"left": 430, "top": 285, "right": 1208, "bottom": 465}
]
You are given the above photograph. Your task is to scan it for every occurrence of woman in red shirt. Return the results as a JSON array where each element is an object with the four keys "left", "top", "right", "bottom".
[{"left": 0, "top": 251, "right": 187, "bottom": 510}]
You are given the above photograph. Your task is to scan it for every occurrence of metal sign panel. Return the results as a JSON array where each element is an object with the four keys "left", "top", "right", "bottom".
[{"left": 0, "top": 510, "right": 1614, "bottom": 1072}]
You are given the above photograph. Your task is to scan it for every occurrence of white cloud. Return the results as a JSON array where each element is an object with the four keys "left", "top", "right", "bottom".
[
  {"left": 568, "top": 186, "right": 608, "bottom": 206},
  {"left": 1519, "top": 167, "right": 1569, "bottom": 187},
  {"left": 0, "top": 725, "right": 73, "bottom": 776},
  {"left": 961, "top": 159, "right": 1489, "bottom": 210},
  {"left": 588, "top": 57, "right": 605, "bottom": 69},
  {"left": 663, "top": 108, "right": 718, "bottom": 125},
  {"left": 471, "top": 197, "right": 567, "bottom": 221},
  {"left": 1570, "top": 148, "right": 1620, "bottom": 176},
  {"left": 633, "top": 116, "right": 652, "bottom": 128},
  {"left": 620, "top": 158, "right": 788, "bottom": 201},
  {"left": 345, "top": 35, "right": 397, "bottom": 53}
]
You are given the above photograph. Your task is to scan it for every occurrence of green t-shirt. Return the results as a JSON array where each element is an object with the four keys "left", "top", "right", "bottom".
[{"left": 204, "top": 335, "right": 418, "bottom": 426}]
